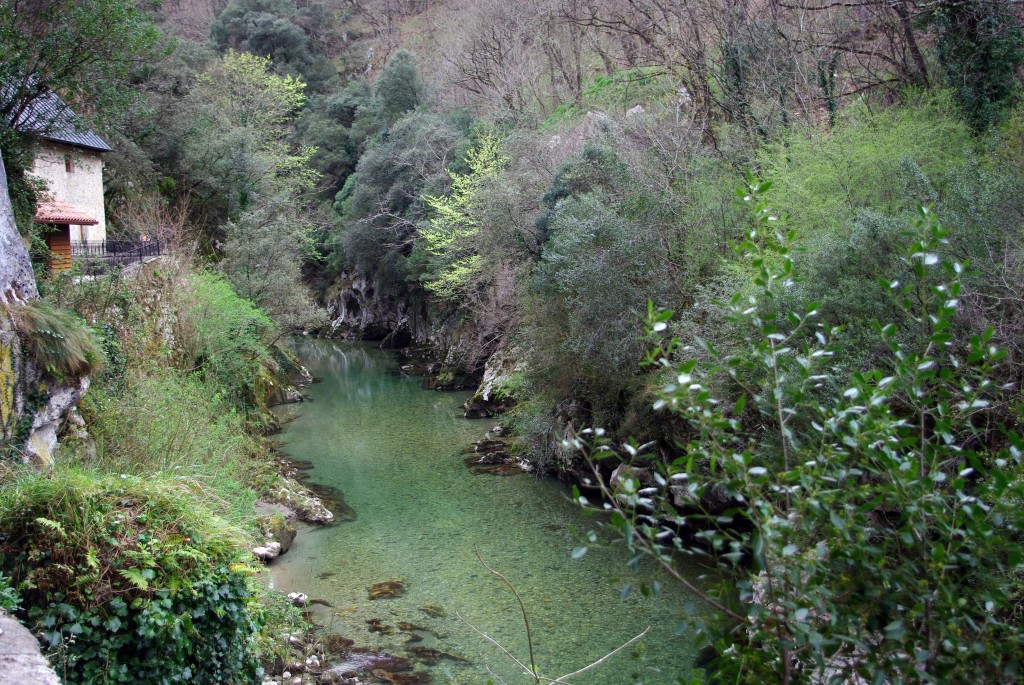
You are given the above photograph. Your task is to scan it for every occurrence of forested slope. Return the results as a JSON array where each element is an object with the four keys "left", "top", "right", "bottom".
[{"left": 2, "top": 0, "right": 1024, "bottom": 682}]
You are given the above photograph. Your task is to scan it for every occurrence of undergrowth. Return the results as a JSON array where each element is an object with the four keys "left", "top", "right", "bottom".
[
  {"left": 0, "top": 466, "right": 264, "bottom": 684},
  {"left": 8, "top": 300, "right": 104, "bottom": 379}
]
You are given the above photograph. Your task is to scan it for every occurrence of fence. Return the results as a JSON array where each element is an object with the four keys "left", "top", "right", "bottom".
[{"left": 71, "top": 240, "right": 162, "bottom": 272}]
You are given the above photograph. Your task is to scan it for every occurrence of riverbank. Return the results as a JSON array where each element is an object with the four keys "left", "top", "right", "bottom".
[{"left": 0, "top": 259, "right": 338, "bottom": 684}]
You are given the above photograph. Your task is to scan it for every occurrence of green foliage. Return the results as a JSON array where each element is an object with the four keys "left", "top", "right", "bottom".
[
  {"left": 210, "top": 0, "right": 338, "bottom": 92},
  {"left": 0, "top": 572, "right": 21, "bottom": 612},
  {"left": 930, "top": 0, "right": 1024, "bottom": 130},
  {"left": 542, "top": 68, "right": 676, "bottom": 128},
  {"left": 296, "top": 79, "right": 374, "bottom": 199},
  {"left": 531, "top": 193, "right": 666, "bottom": 398},
  {"left": 536, "top": 143, "right": 629, "bottom": 244},
  {"left": 9, "top": 300, "right": 104, "bottom": 379},
  {"left": 574, "top": 181, "right": 1024, "bottom": 683},
  {"left": 82, "top": 372, "right": 263, "bottom": 527},
  {"left": 184, "top": 271, "right": 276, "bottom": 410},
  {"left": 0, "top": 0, "right": 161, "bottom": 133},
  {"left": 0, "top": 467, "right": 263, "bottom": 684},
  {"left": 221, "top": 209, "right": 328, "bottom": 332},
  {"left": 420, "top": 131, "right": 508, "bottom": 300},
  {"left": 151, "top": 47, "right": 316, "bottom": 232},
  {"left": 333, "top": 111, "right": 466, "bottom": 282},
  {"left": 759, "top": 95, "right": 973, "bottom": 238},
  {"left": 375, "top": 50, "right": 424, "bottom": 127}
]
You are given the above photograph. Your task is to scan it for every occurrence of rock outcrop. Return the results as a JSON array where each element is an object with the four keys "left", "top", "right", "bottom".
[
  {"left": 0, "top": 610, "right": 60, "bottom": 685},
  {"left": 0, "top": 150, "right": 89, "bottom": 463},
  {"left": 328, "top": 272, "right": 431, "bottom": 347}
]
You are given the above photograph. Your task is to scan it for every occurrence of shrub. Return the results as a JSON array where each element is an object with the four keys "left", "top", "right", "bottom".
[
  {"left": 573, "top": 181, "right": 1024, "bottom": 683},
  {"left": 527, "top": 192, "right": 667, "bottom": 419},
  {"left": 0, "top": 572, "right": 21, "bottom": 612},
  {"left": 9, "top": 300, "right": 104, "bottom": 379},
  {"left": 182, "top": 271, "right": 276, "bottom": 413},
  {"left": 0, "top": 467, "right": 263, "bottom": 684}
]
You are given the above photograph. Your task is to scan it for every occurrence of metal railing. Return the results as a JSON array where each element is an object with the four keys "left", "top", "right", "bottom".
[{"left": 70, "top": 239, "right": 162, "bottom": 272}]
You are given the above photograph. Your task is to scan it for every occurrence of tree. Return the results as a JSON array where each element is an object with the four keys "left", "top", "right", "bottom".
[
  {"left": 210, "top": 0, "right": 339, "bottom": 92},
  {"left": 573, "top": 182, "right": 1024, "bottom": 683},
  {"left": 174, "top": 50, "right": 317, "bottom": 228},
  {"left": 419, "top": 131, "right": 507, "bottom": 301},
  {"left": 0, "top": 0, "right": 160, "bottom": 232},
  {"left": 930, "top": 0, "right": 1024, "bottom": 129},
  {"left": 332, "top": 111, "right": 465, "bottom": 279},
  {"left": 220, "top": 209, "right": 327, "bottom": 332},
  {"left": 375, "top": 50, "right": 424, "bottom": 126}
]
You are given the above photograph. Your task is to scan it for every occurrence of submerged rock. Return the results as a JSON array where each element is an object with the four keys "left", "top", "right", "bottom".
[
  {"left": 369, "top": 669, "right": 430, "bottom": 685},
  {"left": 407, "top": 647, "right": 467, "bottom": 665},
  {"left": 366, "top": 618, "right": 394, "bottom": 635},
  {"left": 417, "top": 604, "right": 445, "bottom": 618},
  {"left": 322, "top": 635, "right": 355, "bottom": 655},
  {"left": 464, "top": 453, "right": 525, "bottom": 476},
  {"left": 367, "top": 580, "right": 406, "bottom": 600}
]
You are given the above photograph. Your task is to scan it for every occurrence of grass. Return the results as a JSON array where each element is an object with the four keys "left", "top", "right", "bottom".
[{"left": 8, "top": 299, "right": 104, "bottom": 379}]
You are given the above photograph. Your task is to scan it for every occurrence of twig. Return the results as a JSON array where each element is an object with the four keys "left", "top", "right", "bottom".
[
  {"left": 546, "top": 626, "right": 651, "bottom": 684},
  {"left": 486, "top": 665, "right": 511, "bottom": 685},
  {"left": 455, "top": 610, "right": 536, "bottom": 678},
  {"left": 475, "top": 546, "right": 541, "bottom": 682}
]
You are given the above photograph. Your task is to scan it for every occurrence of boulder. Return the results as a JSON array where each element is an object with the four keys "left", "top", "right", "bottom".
[{"left": 0, "top": 610, "right": 60, "bottom": 685}]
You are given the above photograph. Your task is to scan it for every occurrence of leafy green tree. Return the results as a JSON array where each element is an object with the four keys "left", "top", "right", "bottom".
[
  {"left": 210, "top": 0, "right": 338, "bottom": 92},
  {"left": 175, "top": 50, "right": 316, "bottom": 227},
  {"left": 295, "top": 79, "right": 374, "bottom": 200},
  {"left": 375, "top": 50, "right": 424, "bottom": 127},
  {"left": 574, "top": 181, "right": 1024, "bottom": 683},
  {"left": 221, "top": 209, "right": 327, "bottom": 332},
  {"left": 419, "top": 131, "right": 507, "bottom": 300},
  {"left": 332, "top": 111, "right": 466, "bottom": 281},
  {"left": 527, "top": 192, "right": 667, "bottom": 419},
  {"left": 929, "top": 0, "right": 1024, "bottom": 129},
  {"left": 0, "top": 0, "right": 160, "bottom": 232}
]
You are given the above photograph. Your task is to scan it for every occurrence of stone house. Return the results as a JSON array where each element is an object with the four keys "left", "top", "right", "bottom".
[{"left": 13, "top": 90, "right": 112, "bottom": 270}]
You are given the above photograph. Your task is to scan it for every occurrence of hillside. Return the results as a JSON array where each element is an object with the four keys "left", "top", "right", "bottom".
[{"left": 2, "top": 1, "right": 1024, "bottom": 683}]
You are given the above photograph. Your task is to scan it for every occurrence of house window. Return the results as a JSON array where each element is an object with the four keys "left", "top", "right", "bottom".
[{"left": 65, "top": 156, "right": 74, "bottom": 173}]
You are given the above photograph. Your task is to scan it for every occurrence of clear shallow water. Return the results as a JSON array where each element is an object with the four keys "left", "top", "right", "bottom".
[{"left": 272, "top": 339, "right": 707, "bottom": 684}]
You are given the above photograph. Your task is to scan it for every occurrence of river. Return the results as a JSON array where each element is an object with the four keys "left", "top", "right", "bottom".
[{"left": 271, "top": 338, "right": 707, "bottom": 684}]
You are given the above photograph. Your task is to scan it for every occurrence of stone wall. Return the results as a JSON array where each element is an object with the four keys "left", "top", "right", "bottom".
[{"left": 28, "top": 141, "right": 106, "bottom": 241}]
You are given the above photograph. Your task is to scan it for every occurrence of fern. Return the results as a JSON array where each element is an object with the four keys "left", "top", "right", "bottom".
[
  {"left": 34, "top": 516, "right": 66, "bottom": 537},
  {"left": 119, "top": 568, "right": 150, "bottom": 591}
]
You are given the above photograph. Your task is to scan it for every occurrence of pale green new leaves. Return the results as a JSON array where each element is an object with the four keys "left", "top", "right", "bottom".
[
  {"left": 419, "top": 132, "right": 508, "bottom": 300},
  {"left": 200, "top": 50, "right": 307, "bottom": 131}
]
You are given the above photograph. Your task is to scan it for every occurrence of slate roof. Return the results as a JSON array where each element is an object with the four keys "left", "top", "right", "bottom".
[
  {"left": 34, "top": 197, "right": 99, "bottom": 225},
  {"left": 11, "top": 89, "right": 112, "bottom": 152}
]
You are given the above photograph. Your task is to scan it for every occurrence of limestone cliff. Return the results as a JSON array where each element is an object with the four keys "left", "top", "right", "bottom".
[
  {"left": 0, "top": 151, "right": 89, "bottom": 463},
  {"left": 327, "top": 271, "right": 500, "bottom": 389}
]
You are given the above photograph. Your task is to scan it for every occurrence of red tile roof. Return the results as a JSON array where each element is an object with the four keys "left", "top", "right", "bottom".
[{"left": 34, "top": 198, "right": 98, "bottom": 225}]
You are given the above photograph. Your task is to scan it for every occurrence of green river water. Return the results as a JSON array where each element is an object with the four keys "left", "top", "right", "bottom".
[{"left": 271, "top": 339, "right": 707, "bottom": 684}]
